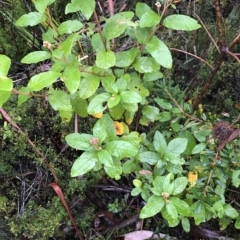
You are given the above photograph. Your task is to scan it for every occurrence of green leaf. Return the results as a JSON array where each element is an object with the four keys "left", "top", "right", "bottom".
[
  {"left": 137, "top": 151, "right": 159, "bottom": 165},
  {"left": 93, "top": 119, "right": 107, "bottom": 142},
  {"left": 122, "top": 160, "right": 137, "bottom": 174},
  {"left": 133, "top": 57, "right": 159, "bottom": 73},
  {"left": 96, "top": 50, "right": 116, "bottom": 69},
  {"left": 27, "top": 71, "right": 61, "bottom": 91},
  {"left": 153, "top": 131, "right": 167, "bottom": 154},
  {"left": 135, "top": 26, "right": 151, "bottom": 44},
  {"left": 71, "top": 151, "right": 98, "bottom": 177},
  {"left": 101, "top": 74, "right": 118, "bottom": 94},
  {"left": 154, "top": 98, "right": 172, "bottom": 110},
  {"left": 178, "top": 130, "right": 196, "bottom": 154},
  {"left": 98, "top": 149, "right": 113, "bottom": 167},
  {"left": 60, "top": 33, "right": 80, "bottom": 56},
  {"left": 136, "top": 3, "right": 151, "bottom": 19},
  {"left": 224, "top": 204, "right": 239, "bottom": 219},
  {"left": 193, "top": 129, "right": 211, "bottom": 142},
  {"left": 71, "top": 94, "right": 88, "bottom": 117},
  {"left": 139, "top": 10, "right": 161, "bottom": 28},
  {"left": 104, "top": 158, "right": 122, "bottom": 180},
  {"left": 87, "top": 93, "right": 110, "bottom": 114},
  {"left": 91, "top": 33, "right": 105, "bottom": 52},
  {"left": 133, "top": 179, "right": 142, "bottom": 188},
  {"left": 62, "top": 65, "right": 81, "bottom": 94},
  {"left": 18, "top": 87, "right": 31, "bottom": 106},
  {"left": 235, "top": 217, "right": 240, "bottom": 229},
  {"left": 162, "top": 206, "right": 180, "bottom": 227},
  {"left": 143, "top": 71, "right": 163, "bottom": 82},
  {"left": 58, "top": 20, "right": 83, "bottom": 34},
  {"left": 65, "top": 133, "right": 94, "bottom": 151},
  {"left": 98, "top": 114, "right": 116, "bottom": 141},
  {"left": 141, "top": 105, "right": 160, "bottom": 121},
  {"left": 106, "top": 140, "right": 138, "bottom": 159},
  {"left": 103, "top": 12, "right": 134, "bottom": 41},
  {"left": 140, "top": 195, "right": 165, "bottom": 218},
  {"left": 0, "top": 55, "right": 11, "bottom": 76},
  {"left": 171, "top": 197, "right": 193, "bottom": 217},
  {"left": 15, "top": 12, "right": 47, "bottom": 26},
  {"left": 21, "top": 51, "right": 51, "bottom": 64},
  {"left": 158, "top": 111, "right": 172, "bottom": 122},
  {"left": 0, "top": 78, "right": 13, "bottom": 106},
  {"left": 79, "top": 75, "right": 100, "bottom": 99},
  {"left": 171, "top": 177, "right": 188, "bottom": 195},
  {"left": 232, "top": 170, "right": 240, "bottom": 188},
  {"left": 166, "top": 201, "right": 178, "bottom": 219},
  {"left": 162, "top": 173, "right": 173, "bottom": 193},
  {"left": 115, "top": 48, "right": 138, "bottom": 68},
  {"left": 109, "top": 102, "right": 125, "bottom": 119},
  {"left": 131, "top": 187, "right": 142, "bottom": 196},
  {"left": 34, "top": 0, "right": 55, "bottom": 13},
  {"left": 108, "top": 95, "right": 120, "bottom": 108},
  {"left": 167, "top": 138, "right": 188, "bottom": 155},
  {"left": 191, "top": 143, "right": 206, "bottom": 154},
  {"left": 120, "top": 91, "right": 142, "bottom": 104},
  {"left": 146, "top": 36, "right": 172, "bottom": 69},
  {"left": 65, "top": 0, "right": 95, "bottom": 20},
  {"left": 116, "top": 74, "right": 130, "bottom": 92},
  {"left": 48, "top": 90, "right": 72, "bottom": 111},
  {"left": 181, "top": 217, "right": 190, "bottom": 232},
  {"left": 163, "top": 14, "right": 201, "bottom": 31}
]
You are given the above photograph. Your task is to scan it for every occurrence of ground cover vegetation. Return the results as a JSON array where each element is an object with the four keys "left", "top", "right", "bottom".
[{"left": 0, "top": 0, "right": 240, "bottom": 239}]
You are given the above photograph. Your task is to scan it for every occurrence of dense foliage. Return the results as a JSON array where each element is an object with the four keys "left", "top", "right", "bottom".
[{"left": 0, "top": 0, "right": 239, "bottom": 239}]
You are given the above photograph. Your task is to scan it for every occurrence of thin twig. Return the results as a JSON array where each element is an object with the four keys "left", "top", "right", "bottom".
[
  {"left": 226, "top": 50, "right": 240, "bottom": 64},
  {"left": 193, "top": 13, "right": 220, "bottom": 53},
  {"left": 170, "top": 47, "right": 214, "bottom": 70}
]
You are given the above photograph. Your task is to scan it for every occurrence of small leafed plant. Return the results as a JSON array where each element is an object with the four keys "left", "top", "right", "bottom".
[{"left": 1, "top": 0, "right": 240, "bottom": 235}]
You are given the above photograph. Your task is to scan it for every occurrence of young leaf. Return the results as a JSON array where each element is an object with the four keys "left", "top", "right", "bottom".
[
  {"left": 101, "top": 74, "right": 118, "bottom": 94},
  {"left": 65, "top": 0, "right": 95, "bottom": 20},
  {"left": 62, "top": 65, "right": 81, "bottom": 94},
  {"left": 58, "top": 20, "right": 83, "bottom": 34},
  {"left": 21, "top": 51, "right": 51, "bottom": 64},
  {"left": 104, "top": 158, "right": 122, "bottom": 180},
  {"left": 140, "top": 195, "right": 165, "bottom": 218},
  {"left": 163, "top": 14, "right": 201, "bottom": 31},
  {"left": 166, "top": 201, "right": 178, "bottom": 220},
  {"left": 167, "top": 138, "right": 188, "bottom": 155},
  {"left": 139, "top": 10, "right": 161, "bottom": 28},
  {"left": 79, "top": 75, "right": 100, "bottom": 99},
  {"left": 171, "top": 177, "right": 188, "bottom": 195},
  {"left": 153, "top": 131, "right": 167, "bottom": 154},
  {"left": 106, "top": 140, "right": 138, "bottom": 159},
  {"left": 161, "top": 206, "right": 180, "bottom": 227},
  {"left": 65, "top": 133, "right": 94, "bottom": 151},
  {"left": 162, "top": 173, "right": 173, "bottom": 193},
  {"left": 96, "top": 50, "right": 116, "bottom": 69},
  {"left": 232, "top": 170, "right": 240, "bottom": 188},
  {"left": 181, "top": 217, "right": 190, "bottom": 232},
  {"left": 98, "top": 149, "right": 113, "bottom": 167},
  {"left": 87, "top": 93, "right": 110, "bottom": 114},
  {"left": 71, "top": 151, "right": 98, "bottom": 177},
  {"left": 108, "top": 95, "right": 120, "bottom": 108},
  {"left": 15, "top": 12, "right": 47, "bottom": 26},
  {"left": 146, "top": 36, "right": 172, "bottom": 69},
  {"left": 27, "top": 71, "right": 61, "bottom": 91},
  {"left": 0, "top": 55, "right": 11, "bottom": 76},
  {"left": 224, "top": 204, "right": 239, "bottom": 219}
]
